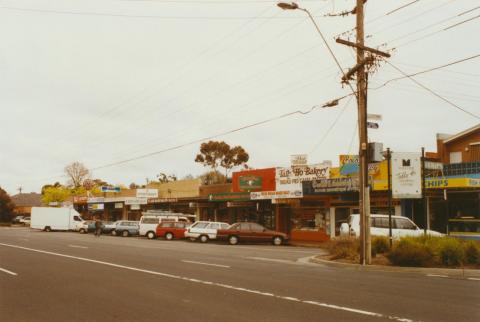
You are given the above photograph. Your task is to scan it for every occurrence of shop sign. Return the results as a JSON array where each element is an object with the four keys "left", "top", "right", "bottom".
[
  {"left": 425, "top": 177, "right": 480, "bottom": 189},
  {"left": 87, "top": 197, "right": 105, "bottom": 203},
  {"left": 114, "top": 203, "right": 123, "bottom": 209},
  {"left": 291, "top": 154, "right": 308, "bottom": 167},
  {"left": 425, "top": 161, "right": 443, "bottom": 170},
  {"left": 239, "top": 176, "right": 263, "bottom": 191},
  {"left": 208, "top": 192, "right": 250, "bottom": 202},
  {"left": 136, "top": 189, "right": 159, "bottom": 198},
  {"left": 148, "top": 198, "right": 178, "bottom": 204},
  {"left": 276, "top": 164, "right": 330, "bottom": 193},
  {"left": 104, "top": 197, "right": 125, "bottom": 203},
  {"left": 101, "top": 186, "right": 121, "bottom": 193},
  {"left": 88, "top": 203, "right": 104, "bottom": 210},
  {"left": 250, "top": 190, "right": 302, "bottom": 200},
  {"left": 227, "top": 201, "right": 256, "bottom": 208},
  {"left": 303, "top": 177, "right": 360, "bottom": 194},
  {"left": 339, "top": 155, "right": 359, "bottom": 166},
  {"left": 392, "top": 152, "right": 422, "bottom": 199},
  {"left": 124, "top": 197, "right": 148, "bottom": 205},
  {"left": 73, "top": 196, "right": 88, "bottom": 204},
  {"left": 130, "top": 204, "right": 141, "bottom": 210},
  {"left": 272, "top": 198, "right": 301, "bottom": 205}
]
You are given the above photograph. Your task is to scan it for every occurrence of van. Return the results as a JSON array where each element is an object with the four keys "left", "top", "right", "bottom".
[
  {"left": 31, "top": 207, "right": 85, "bottom": 231},
  {"left": 340, "top": 214, "right": 443, "bottom": 239},
  {"left": 139, "top": 213, "right": 195, "bottom": 239}
]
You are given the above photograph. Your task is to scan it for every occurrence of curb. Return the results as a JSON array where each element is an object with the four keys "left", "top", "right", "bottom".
[{"left": 309, "top": 256, "right": 480, "bottom": 277}]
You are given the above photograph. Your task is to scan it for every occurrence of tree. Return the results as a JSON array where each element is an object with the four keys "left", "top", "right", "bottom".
[
  {"left": 41, "top": 186, "right": 71, "bottom": 205},
  {"left": 182, "top": 174, "right": 195, "bottom": 180},
  {"left": 195, "top": 141, "right": 249, "bottom": 180},
  {"left": 41, "top": 181, "right": 63, "bottom": 195},
  {"left": 156, "top": 173, "right": 177, "bottom": 183},
  {"left": 199, "top": 170, "right": 227, "bottom": 185},
  {"left": 64, "top": 162, "right": 90, "bottom": 188},
  {"left": 129, "top": 182, "right": 139, "bottom": 190},
  {"left": 0, "top": 187, "right": 15, "bottom": 222}
]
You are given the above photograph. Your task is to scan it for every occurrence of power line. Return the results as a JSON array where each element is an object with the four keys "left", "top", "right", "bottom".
[
  {"left": 90, "top": 102, "right": 337, "bottom": 171},
  {"left": 443, "top": 14, "right": 480, "bottom": 31},
  {"left": 384, "top": 60, "right": 480, "bottom": 120},
  {"left": 370, "top": 54, "right": 480, "bottom": 90},
  {"left": 385, "top": 0, "right": 420, "bottom": 16}
]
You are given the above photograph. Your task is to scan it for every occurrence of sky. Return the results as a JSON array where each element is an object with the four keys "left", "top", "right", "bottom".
[{"left": 1, "top": 0, "right": 479, "bottom": 195}]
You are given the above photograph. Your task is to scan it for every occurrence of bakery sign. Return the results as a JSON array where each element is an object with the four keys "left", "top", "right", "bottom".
[{"left": 276, "top": 164, "right": 330, "bottom": 192}]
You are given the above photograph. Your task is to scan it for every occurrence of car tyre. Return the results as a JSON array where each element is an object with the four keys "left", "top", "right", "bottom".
[
  {"left": 272, "top": 236, "right": 283, "bottom": 246},
  {"left": 45, "top": 226, "right": 52, "bottom": 232},
  {"left": 199, "top": 235, "right": 209, "bottom": 243},
  {"left": 165, "top": 232, "right": 174, "bottom": 240},
  {"left": 111, "top": 230, "right": 117, "bottom": 236},
  {"left": 79, "top": 228, "right": 86, "bottom": 234},
  {"left": 228, "top": 235, "right": 239, "bottom": 245},
  {"left": 122, "top": 230, "right": 129, "bottom": 237},
  {"left": 146, "top": 231, "right": 156, "bottom": 239}
]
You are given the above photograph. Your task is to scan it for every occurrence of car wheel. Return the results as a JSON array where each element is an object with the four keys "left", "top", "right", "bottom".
[
  {"left": 45, "top": 226, "right": 51, "bottom": 232},
  {"left": 79, "top": 228, "right": 86, "bottom": 234},
  {"left": 228, "top": 235, "right": 239, "bottom": 245},
  {"left": 111, "top": 230, "right": 117, "bottom": 236},
  {"left": 199, "top": 235, "right": 209, "bottom": 243},
  {"left": 165, "top": 232, "right": 174, "bottom": 240},
  {"left": 146, "top": 231, "right": 156, "bottom": 239},
  {"left": 272, "top": 236, "right": 283, "bottom": 246},
  {"left": 122, "top": 230, "right": 129, "bottom": 237}
]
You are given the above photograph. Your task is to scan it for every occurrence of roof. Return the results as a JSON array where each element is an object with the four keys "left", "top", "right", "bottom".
[
  {"left": 443, "top": 124, "right": 480, "bottom": 144},
  {"left": 11, "top": 193, "right": 42, "bottom": 207}
]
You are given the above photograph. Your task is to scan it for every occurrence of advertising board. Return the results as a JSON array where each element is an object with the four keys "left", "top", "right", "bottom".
[{"left": 391, "top": 152, "right": 422, "bottom": 199}]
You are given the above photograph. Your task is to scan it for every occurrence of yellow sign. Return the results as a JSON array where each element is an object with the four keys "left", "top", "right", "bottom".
[{"left": 425, "top": 178, "right": 480, "bottom": 189}]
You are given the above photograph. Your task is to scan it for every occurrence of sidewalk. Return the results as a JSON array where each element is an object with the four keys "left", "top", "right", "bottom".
[{"left": 309, "top": 255, "right": 480, "bottom": 278}]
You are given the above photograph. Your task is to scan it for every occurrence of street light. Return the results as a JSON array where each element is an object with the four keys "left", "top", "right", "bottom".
[{"left": 277, "top": 2, "right": 298, "bottom": 10}]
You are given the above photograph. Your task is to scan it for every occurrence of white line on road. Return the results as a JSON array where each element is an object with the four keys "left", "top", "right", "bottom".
[
  {"left": 68, "top": 245, "right": 88, "bottom": 249},
  {"left": 181, "top": 260, "right": 230, "bottom": 268},
  {"left": 245, "top": 256, "right": 297, "bottom": 264},
  {"left": 426, "top": 274, "right": 448, "bottom": 278},
  {"left": 0, "top": 242, "right": 414, "bottom": 322},
  {"left": 467, "top": 277, "right": 480, "bottom": 281},
  {"left": 0, "top": 267, "right": 18, "bottom": 276}
]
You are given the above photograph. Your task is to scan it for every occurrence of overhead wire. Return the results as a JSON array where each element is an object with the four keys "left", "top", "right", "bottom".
[{"left": 384, "top": 60, "right": 480, "bottom": 120}]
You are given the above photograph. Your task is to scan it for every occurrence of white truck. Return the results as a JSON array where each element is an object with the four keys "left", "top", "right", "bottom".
[{"left": 31, "top": 207, "right": 85, "bottom": 232}]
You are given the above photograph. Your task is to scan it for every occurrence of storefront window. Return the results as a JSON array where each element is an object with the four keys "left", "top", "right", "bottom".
[{"left": 290, "top": 208, "right": 328, "bottom": 230}]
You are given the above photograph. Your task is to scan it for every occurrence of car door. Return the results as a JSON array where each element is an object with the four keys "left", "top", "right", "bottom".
[
  {"left": 394, "top": 218, "right": 420, "bottom": 238},
  {"left": 250, "top": 223, "right": 268, "bottom": 242}
]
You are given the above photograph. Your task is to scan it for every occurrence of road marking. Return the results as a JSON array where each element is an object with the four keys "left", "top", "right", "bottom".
[
  {"left": 181, "top": 260, "right": 230, "bottom": 268},
  {"left": 426, "top": 274, "right": 448, "bottom": 278},
  {"left": 0, "top": 267, "right": 18, "bottom": 276},
  {"left": 19, "top": 238, "right": 29, "bottom": 241},
  {"left": 468, "top": 277, "right": 480, "bottom": 281},
  {"left": 0, "top": 242, "right": 414, "bottom": 322},
  {"left": 245, "top": 256, "right": 296, "bottom": 264},
  {"left": 68, "top": 245, "right": 88, "bottom": 249}
]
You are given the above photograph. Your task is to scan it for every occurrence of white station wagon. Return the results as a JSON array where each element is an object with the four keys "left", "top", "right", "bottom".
[
  {"left": 185, "top": 221, "right": 230, "bottom": 243},
  {"left": 340, "top": 214, "right": 443, "bottom": 239}
]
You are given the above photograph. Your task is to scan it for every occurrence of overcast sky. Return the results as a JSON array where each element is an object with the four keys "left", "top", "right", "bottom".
[{"left": 1, "top": 0, "right": 479, "bottom": 195}]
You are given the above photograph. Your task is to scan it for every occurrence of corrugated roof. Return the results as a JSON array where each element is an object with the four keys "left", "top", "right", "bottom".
[{"left": 11, "top": 193, "right": 42, "bottom": 207}]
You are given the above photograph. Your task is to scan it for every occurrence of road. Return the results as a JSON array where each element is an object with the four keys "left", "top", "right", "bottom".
[{"left": 0, "top": 227, "right": 479, "bottom": 322}]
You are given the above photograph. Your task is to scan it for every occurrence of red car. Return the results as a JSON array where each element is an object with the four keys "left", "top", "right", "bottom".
[
  {"left": 156, "top": 221, "right": 190, "bottom": 240},
  {"left": 217, "top": 222, "right": 288, "bottom": 246}
]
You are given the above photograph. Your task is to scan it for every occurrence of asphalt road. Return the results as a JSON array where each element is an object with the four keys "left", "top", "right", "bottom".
[{"left": 0, "top": 227, "right": 479, "bottom": 322}]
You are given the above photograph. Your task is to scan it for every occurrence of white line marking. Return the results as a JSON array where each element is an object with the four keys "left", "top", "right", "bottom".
[
  {"left": 0, "top": 267, "right": 17, "bottom": 276},
  {"left": 181, "top": 260, "right": 230, "bottom": 268},
  {"left": 245, "top": 256, "right": 296, "bottom": 264},
  {"left": 0, "top": 242, "right": 414, "bottom": 322},
  {"left": 427, "top": 274, "right": 448, "bottom": 278},
  {"left": 68, "top": 245, "right": 88, "bottom": 249},
  {"left": 468, "top": 277, "right": 480, "bottom": 281}
]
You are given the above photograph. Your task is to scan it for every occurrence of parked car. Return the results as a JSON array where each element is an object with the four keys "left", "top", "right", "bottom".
[
  {"left": 156, "top": 221, "right": 190, "bottom": 240},
  {"left": 184, "top": 221, "right": 230, "bottom": 243},
  {"left": 139, "top": 214, "right": 195, "bottom": 239},
  {"left": 12, "top": 216, "right": 25, "bottom": 224},
  {"left": 20, "top": 217, "right": 31, "bottom": 226},
  {"left": 102, "top": 221, "right": 117, "bottom": 235},
  {"left": 79, "top": 220, "right": 96, "bottom": 234},
  {"left": 340, "top": 214, "right": 443, "bottom": 238},
  {"left": 114, "top": 221, "right": 140, "bottom": 237},
  {"left": 217, "top": 222, "right": 288, "bottom": 246}
]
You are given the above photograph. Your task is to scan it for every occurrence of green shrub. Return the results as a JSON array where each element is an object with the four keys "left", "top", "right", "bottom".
[
  {"left": 328, "top": 238, "right": 359, "bottom": 261},
  {"left": 437, "top": 238, "right": 465, "bottom": 267},
  {"left": 387, "top": 238, "right": 433, "bottom": 267},
  {"left": 464, "top": 241, "right": 480, "bottom": 265},
  {"left": 372, "top": 236, "right": 390, "bottom": 254}
]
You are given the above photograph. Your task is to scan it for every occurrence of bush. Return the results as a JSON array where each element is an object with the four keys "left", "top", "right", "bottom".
[
  {"left": 372, "top": 236, "right": 390, "bottom": 254},
  {"left": 387, "top": 238, "right": 433, "bottom": 267},
  {"left": 464, "top": 241, "right": 480, "bottom": 265},
  {"left": 328, "top": 238, "right": 359, "bottom": 261},
  {"left": 437, "top": 238, "right": 465, "bottom": 267}
]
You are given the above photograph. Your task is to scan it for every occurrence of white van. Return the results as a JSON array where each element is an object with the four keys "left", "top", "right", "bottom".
[
  {"left": 139, "top": 213, "right": 195, "bottom": 239},
  {"left": 340, "top": 214, "right": 443, "bottom": 239},
  {"left": 31, "top": 207, "right": 85, "bottom": 231}
]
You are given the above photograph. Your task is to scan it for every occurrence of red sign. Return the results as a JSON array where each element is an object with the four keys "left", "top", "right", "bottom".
[{"left": 232, "top": 168, "right": 276, "bottom": 192}]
